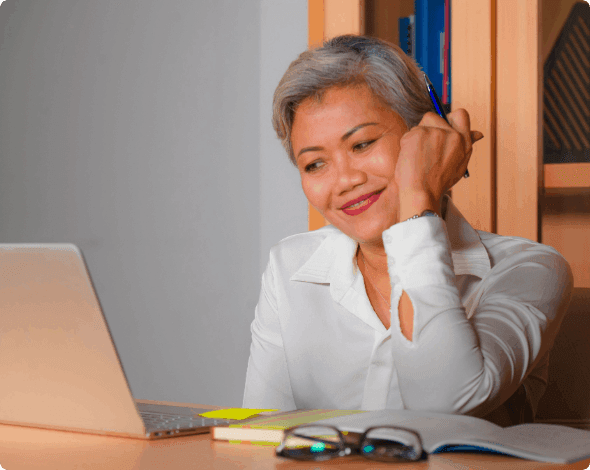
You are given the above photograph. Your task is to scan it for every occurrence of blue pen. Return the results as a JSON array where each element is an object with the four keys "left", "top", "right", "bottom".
[{"left": 424, "top": 73, "right": 469, "bottom": 178}]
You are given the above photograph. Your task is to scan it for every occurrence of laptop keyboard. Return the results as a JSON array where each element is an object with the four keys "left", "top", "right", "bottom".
[{"left": 140, "top": 410, "right": 233, "bottom": 431}]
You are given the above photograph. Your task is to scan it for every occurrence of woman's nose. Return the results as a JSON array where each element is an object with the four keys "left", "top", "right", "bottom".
[{"left": 334, "top": 156, "right": 366, "bottom": 191}]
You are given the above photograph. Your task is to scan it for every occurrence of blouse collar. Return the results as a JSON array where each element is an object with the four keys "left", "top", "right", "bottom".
[{"left": 290, "top": 194, "right": 491, "bottom": 303}]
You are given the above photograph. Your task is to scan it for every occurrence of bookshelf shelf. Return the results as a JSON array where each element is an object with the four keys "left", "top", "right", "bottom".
[{"left": 544, "top": 162, "right": 590, "bottom": 194}]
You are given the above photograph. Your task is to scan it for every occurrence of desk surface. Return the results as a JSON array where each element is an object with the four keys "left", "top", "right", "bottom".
[{"left": 0, "top": 400, "right": 589, "bottom": 470}]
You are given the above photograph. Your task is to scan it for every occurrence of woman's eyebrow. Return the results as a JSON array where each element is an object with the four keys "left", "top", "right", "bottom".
[
  {"left": 296, "top": 122, "right": 379, "bottom": 160},
  {"left": 341, "top": 122, "right": 379, "bottom": 141}
]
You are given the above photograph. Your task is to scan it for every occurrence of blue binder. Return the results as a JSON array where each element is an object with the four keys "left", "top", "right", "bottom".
[
  {"left": 399, "top": 15, "right": 415, "bottom": 59},
  {"left": 400, "top": 0, "right": 450, "bottom": 106}
]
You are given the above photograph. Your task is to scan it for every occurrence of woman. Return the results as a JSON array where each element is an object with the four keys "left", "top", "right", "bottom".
[{"left": 243, "top": 35, "right": 573, "bottom": 426}]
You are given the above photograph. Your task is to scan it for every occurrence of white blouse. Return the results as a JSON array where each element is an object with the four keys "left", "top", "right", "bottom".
[{"left": 243, "top": 195, "right": 573, "bottom": 419}]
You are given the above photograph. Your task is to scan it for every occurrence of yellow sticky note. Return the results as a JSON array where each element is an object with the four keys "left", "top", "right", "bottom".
[{"left": 199, "top": 408, "right": 279, "bottom": 420}]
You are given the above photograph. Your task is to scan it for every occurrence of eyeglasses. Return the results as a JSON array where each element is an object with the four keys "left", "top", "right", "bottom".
[{"left": 275, "top": 424, "right": 423, "bottom": 463}]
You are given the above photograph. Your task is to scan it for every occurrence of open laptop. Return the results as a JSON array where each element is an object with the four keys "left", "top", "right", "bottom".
[{"left": 0, "top": 243, "right": 238, "bottom": 439}]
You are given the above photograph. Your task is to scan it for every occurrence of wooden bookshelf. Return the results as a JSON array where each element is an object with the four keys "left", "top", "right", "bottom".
[
  {"left": 307, "top": 0, "right": 590, "bottom": 430},
  {"left": 308, "top": 0, "right": 590, "bottom": 287}
]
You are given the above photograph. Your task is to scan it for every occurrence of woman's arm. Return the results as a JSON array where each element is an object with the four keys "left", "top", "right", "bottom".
[
  {"left": 384, "top": 215, "right": 574, "bottom": 418},
  {"left": 396, "top": 190, "right": 444, "bottom": 340}
]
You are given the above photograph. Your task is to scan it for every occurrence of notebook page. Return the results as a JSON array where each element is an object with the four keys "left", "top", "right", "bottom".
[
  {"left": 461, "top": 424, "right": 590, "bottom": 464},
  {"left": 315, "top": 410, "right": 590, "bottom": 462},
  {"left": 313, "top": 409, "right": 502, "bottom": 451}
]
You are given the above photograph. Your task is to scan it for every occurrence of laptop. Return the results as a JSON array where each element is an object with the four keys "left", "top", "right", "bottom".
[{"left": 0, "top": 243, "right": 238, "bottom": 439}]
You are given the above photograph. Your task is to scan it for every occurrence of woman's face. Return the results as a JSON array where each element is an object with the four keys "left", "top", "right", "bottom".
[{"left": 291, "top": 84, "right": 410, "bottom": 246}]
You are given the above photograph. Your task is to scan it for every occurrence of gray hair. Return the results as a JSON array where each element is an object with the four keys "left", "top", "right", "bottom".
[{"left": 272, "top": 35, "right": 434, "bottom": 167}]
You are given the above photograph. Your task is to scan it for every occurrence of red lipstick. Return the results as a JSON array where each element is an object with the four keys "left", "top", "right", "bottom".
[{"left": 341, "top": 190, "right": 383, "bottom": 215}]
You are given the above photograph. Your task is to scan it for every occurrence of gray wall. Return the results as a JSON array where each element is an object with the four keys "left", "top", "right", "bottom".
[
  {"left": 0, "top": 0, "right": 307, "bottom": 407},
  {"left": 260, "top": 1, "right": 309, "bottom": 274}
]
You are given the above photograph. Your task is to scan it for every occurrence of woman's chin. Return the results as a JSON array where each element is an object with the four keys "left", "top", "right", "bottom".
[
  {"left": 325, "top": 213, "right": 394, "bottom": 244},
  {"left": 337, "top": 226, "right": 389, "bottom": 246}
]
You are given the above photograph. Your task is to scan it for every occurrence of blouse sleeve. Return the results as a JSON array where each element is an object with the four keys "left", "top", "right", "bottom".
[
  {"left": 242, "top": 253, "right": 296, "bottom": 411},
  {"left": 384, "top": 216, "right": 574, "bottom": 418}
]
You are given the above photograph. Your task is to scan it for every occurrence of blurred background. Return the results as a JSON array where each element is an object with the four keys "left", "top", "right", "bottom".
[{"left": 0, "top": 0, "right": 308, "bottom": 407}]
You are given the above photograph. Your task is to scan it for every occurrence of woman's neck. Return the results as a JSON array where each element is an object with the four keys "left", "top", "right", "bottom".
[{"left": 357, "top": 244, "right": 388, "bottom": 279}]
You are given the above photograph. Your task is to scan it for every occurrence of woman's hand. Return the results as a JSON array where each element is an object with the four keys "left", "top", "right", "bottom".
[{"left": 394, "top": 109, "right": 484, "bottom": 203}]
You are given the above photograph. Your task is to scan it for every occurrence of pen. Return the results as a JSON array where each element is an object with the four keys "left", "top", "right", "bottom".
[{"left": 424, "top": 73, "right": 469, "bottom": 178}]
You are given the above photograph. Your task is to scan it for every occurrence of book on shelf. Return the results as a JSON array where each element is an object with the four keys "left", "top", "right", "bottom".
[
  {"left": 400, "top": 0, "right": 451, "bottom": 111},
  {"left": 213, "top": 408, "right": 590, "bottom": 463}
]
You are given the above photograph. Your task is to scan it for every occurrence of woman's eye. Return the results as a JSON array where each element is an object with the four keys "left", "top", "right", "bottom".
[
  {"left": 353, "top": 140, "right": 376, "bottom": 152},
  {"left": 304, "top": 161, "right": 323, "bottom": 173}
]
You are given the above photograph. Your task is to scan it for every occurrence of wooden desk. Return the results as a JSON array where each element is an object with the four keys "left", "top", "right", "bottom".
[{"left": 0, "top": 401, "right": 589, "bottom": 470}]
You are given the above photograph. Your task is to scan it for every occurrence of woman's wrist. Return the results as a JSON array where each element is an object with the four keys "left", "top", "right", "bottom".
[{"left": 398, "top": 191, "right": 441, "bottom": 222}]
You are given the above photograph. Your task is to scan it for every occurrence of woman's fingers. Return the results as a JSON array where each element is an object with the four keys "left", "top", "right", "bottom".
[
  {"left": 471, "top": 130, "right": 484, "bottom": 143},
  {"left": 403, "top": 109, "right": 484, "bottom": 196},
  {"left": 446, "top": 109, "right": 472, "bottom": 156}
]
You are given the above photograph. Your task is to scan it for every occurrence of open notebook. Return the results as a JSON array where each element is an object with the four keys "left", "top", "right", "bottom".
[{"left": 0, "top": 243, "right": 237, "bottom": 439}]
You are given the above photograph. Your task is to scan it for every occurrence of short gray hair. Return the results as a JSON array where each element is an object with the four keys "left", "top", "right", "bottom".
[{"left": 272, "top": 35, "right": 434, "bottom": 167}]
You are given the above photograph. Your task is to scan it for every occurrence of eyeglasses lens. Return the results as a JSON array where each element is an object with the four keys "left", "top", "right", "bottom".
[
  {"left": 362, "top": 427, "right": 422, "bottom": 462},
  {"left": 282, "top": 426, "right": 342, "bottom": 461}
]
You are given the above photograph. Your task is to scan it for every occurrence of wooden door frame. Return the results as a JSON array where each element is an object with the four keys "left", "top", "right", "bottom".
[
  {"left": 449, "top": 0, "right": 496, "bottom": 234},
  {"left": 495, "top": 0, "right": 543, "bottom": 242}
]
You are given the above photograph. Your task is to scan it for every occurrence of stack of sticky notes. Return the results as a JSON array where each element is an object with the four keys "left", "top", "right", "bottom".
[{"left": 199, "top": 408, "right": 280, "bottom": 421}]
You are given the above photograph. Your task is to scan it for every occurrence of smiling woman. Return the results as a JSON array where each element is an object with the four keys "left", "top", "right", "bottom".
[
  {"left": 272, "top": 35, "right": 432, "bottom": 168},
  {"left": 291, "top": 85, "right": 411, "bottom": 249},
  {"left": 243, "top": 35, "right": 573, "bottom": 429}
]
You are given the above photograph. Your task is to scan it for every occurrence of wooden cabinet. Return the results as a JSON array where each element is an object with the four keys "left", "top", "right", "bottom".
[{"left": 308, "top": 0, "right": 590, "bottom": 288}]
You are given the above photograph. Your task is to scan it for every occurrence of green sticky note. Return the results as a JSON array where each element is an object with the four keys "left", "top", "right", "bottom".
[{"left": 199, "top": 408, "right": 279, "bottom": 420}]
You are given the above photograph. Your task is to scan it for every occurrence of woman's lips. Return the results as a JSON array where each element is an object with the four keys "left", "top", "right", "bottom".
[
  {"left": 342, "top": 190, "right": 380, "bottom": 209},
  {"left": 341, "top": 190, "right": 383, "bottom": 215}
]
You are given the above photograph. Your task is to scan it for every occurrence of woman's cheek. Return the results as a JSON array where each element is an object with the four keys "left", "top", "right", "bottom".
[
  {"left": 303, "top": 177, "right": 322, "bottom": 198},
  {"left": 302, "top": 179, "right": 322, "bottom": 209}
]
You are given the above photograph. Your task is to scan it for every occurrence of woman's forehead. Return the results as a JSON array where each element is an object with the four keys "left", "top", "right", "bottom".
[
  {"left": 299, "top": 84, "right": 385, "bottom": 113},
  {"left": 292, "top": 85, "right": 400, "bottom": 137},
  {"left": 295, "top": 86, "right": 389, "bottom": 127}
]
